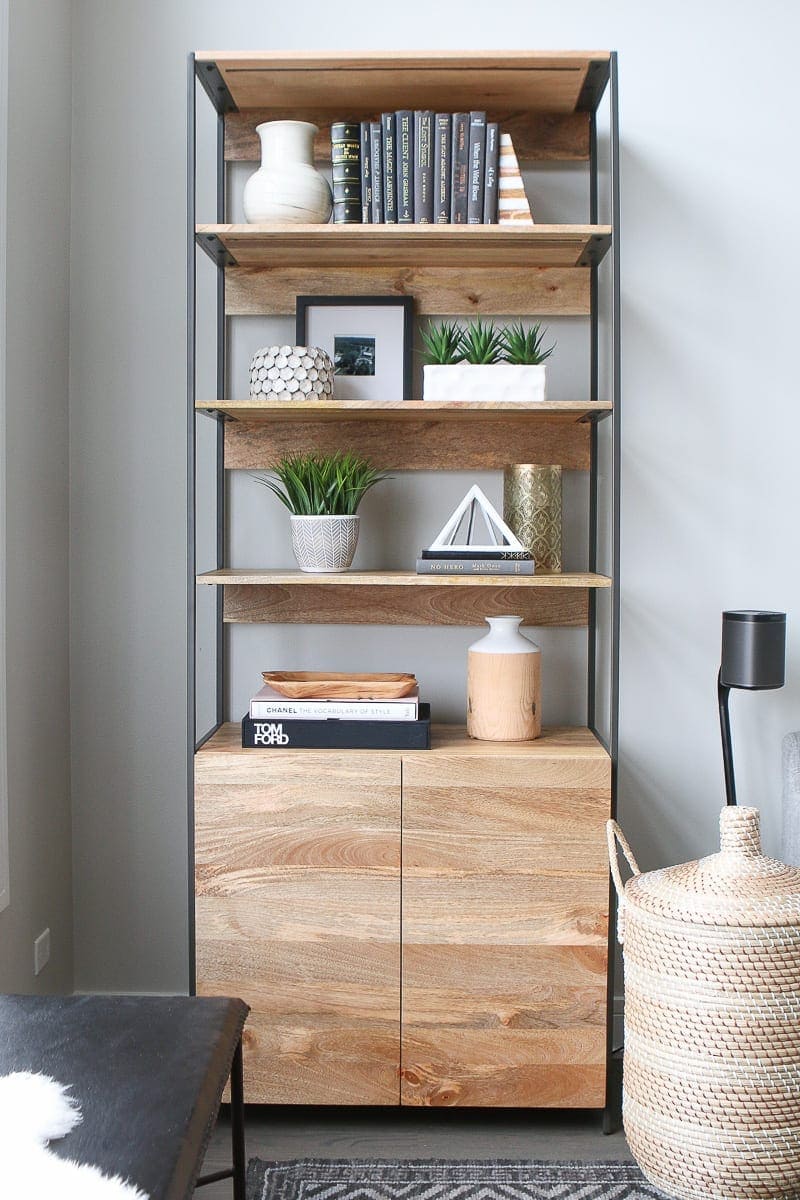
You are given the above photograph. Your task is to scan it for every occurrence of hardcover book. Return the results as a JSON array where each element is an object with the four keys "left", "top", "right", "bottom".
[
  {"left": 413, "top": 110, "right": 434, "bottom": 223},
  {"left": 331, "top": 121, "right": 361, "bottom": 223},
  {"left": 434, "top": 113, "right": 451, "bottom": 223},
  {"left": 483, "top": 121, "right": 500, "bottom": 223},
  {"left": 242, "top": 704, "right": 431, "bottom": 750},
  {"left": 450, "top": 112, "right": 469, "bottom": 223},
  {"left": 416, "top": 558, "right": 535, "bottom": 576},
  {"left": 395, "top": 110, "right": 414, "bottom": 223},
  {"left": 369, "top": 122, "right": 383, "bottom": 223},
  {"left": 360, "top": 121, "right": 372, "bottom": 223},
  {"left": 467, "top": 111, "right": 487, "bottom": 224},
  {"left": 250, "top": 683, "right": 419, "bottom": 721},
  {"left": 420, "top": 547, "right": 532, "bottom": 561},
  {"left": 381, "top": 112, "right": 397, "bottom": 222}
]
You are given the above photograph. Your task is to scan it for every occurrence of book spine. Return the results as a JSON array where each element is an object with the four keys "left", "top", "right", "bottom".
[
  {"left": 483, "top": 121, "right": 499, "bottom": 223},
  {"left": 369, "top": 122, "right": 383, "bottom": 223},
  {"left": 420, "top": 548, "right": 531, "bottom": 561},
  {"left": 250, "top": 699, "right": 418, "bottom": 721},
  {"left": 395, "top": 110, "right": 414, "bottom": 223},
  {"left": 414, "top": 110, "right": 434, "bottom": 223},
  {"left": 467, "top": 111, "right": 487, "bottom": 224},
  {"left": 331, "top": 121, "right": 362, "bottom": 223},
  {"left": 242, "top": 708, "right": 431, "bottom": 751},
  {"left": 434, "top": 113, "right": 451, "bottom": 223},
  {"left": 381, "top": 113, "right": 397, "bottom": 222},
  {"left": 416, "top": 558, "right": 535, "bottom": 575},
  {"left": 450, "top": 112, "right": 469, "bottom": 223},
  {"left": 360, "top": 121, "right": 372, "bottom": 223}
]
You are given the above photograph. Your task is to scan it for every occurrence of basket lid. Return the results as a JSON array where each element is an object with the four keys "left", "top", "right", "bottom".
[{"left": 625, "top": 807, "right": 800, "bottom": 927}]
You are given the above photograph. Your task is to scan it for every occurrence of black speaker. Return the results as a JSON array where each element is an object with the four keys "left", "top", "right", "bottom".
[{"left": 720, "top": 610, "right": 786, "bottom": 690}]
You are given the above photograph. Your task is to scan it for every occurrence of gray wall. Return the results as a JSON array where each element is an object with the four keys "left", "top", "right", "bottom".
[
  {"left": 0, "top": 0, "right": 73, "bottom": 992},
  {"left": 69, "top": 0, "right": 800, "bottom": 991}
]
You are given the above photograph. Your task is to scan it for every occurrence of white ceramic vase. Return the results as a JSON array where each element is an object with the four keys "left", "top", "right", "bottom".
[
  {"left": 423, "top": 363, "right": 546, "bottom": 403},
  {"left": 467, "top": 615, "right": 541, "bottom": 741},
  {"left": 290, "top": 515, "right": 359, "bottom": 573},
  {"left": 243, "top": 121, "right": 332, "bottom": 224}
]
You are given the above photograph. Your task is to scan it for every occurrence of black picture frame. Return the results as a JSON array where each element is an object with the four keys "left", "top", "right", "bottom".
[{"left": 296, "top": 295, "right": 414, "bottom": 402}]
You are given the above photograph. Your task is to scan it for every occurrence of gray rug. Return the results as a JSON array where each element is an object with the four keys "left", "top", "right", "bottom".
[{"left": 247, "top": 1158, "right": 661, "bottom": 1200}]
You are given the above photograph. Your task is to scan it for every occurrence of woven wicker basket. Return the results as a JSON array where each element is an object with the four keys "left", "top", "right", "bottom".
[{"left": 608, "top": 807, "right": 800, "bottom": 1200}]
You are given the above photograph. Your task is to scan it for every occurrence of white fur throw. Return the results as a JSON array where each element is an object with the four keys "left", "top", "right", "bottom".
[{"left": 0, "top": 1072, "right": 148, "bottom": 1200}]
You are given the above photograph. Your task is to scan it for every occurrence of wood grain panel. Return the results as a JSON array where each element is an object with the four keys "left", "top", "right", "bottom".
[
  {"left": 218, "top": 582, "right": 590, "bottom": 627},
  {"left": 197, "top": 51, "right": 609, "bottom": 114},
  {"left": 401, "top": 749, "right": 610, "bottom": 1107},
  {"left": 200, "top": 400, "right": 610, "bottom": 423},
  {"left": 223, "top": 415, "right": 591, "bottom": 471},
  {"left": 195, "top": 750, "right": 401, "bottom": 1104},
  {"left": 225, "top": 110, "right": 590, "bottom": 163},
  {"left": 225, "top": 265, "right": 590, "bottom": 317}
]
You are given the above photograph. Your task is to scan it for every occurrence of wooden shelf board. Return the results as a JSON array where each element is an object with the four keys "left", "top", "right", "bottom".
[
  {"left": 196, "top": 224, "right": 612, "bottom": 270},
  {"left": 195, "top": 51, "right": 611, "bottom": 115},
  {"left": 197, "top": 569, "right": 610, "bottom": 589},
  {"left": 198, "top": 721, "right": 611, "bottom": 759},
  {"left": 197, "top": 400, "right": 612, "bottom": 425}
]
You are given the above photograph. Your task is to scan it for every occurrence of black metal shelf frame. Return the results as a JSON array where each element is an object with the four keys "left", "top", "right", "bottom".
[{"left": 186, "top": 51, "right": 622, "bottom": 1123}]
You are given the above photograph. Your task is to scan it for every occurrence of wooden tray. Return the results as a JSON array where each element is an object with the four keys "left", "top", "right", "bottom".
[{"left": 262, "top": 671, "right": 418, "bottom": 699}]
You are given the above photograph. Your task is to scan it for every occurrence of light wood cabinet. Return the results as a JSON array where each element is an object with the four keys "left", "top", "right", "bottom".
[{"left": 195, "top": 725, "right": 610, "bottom": 1106}]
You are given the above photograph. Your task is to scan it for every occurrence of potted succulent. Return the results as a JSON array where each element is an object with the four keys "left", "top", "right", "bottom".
[
  {"left": 253, "top": 451, "right": 388, "bottom": 573},
  {"left": 422, "top": 318, "right": 555, "bottom": 403}
]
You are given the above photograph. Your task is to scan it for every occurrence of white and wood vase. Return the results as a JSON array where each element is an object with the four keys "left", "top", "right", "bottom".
[
  {"left": 243, "top": 120, "right": 332, "bottom": 224},
  {"left": 423, "top": 362, "right": 546, "bottom": 403},
  {"left": 290, "top": 515, "right": 359, "bottom": 573},
  {"left": 467, "top": 616, "right": 541, "bottom": 741}
]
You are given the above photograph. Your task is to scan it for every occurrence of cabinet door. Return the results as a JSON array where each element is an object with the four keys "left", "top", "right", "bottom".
[
  {"left": 401, "top": 745, "right": 610, "bottom": 1107},
  {"left": 195, "top": 749, "right": 401, "bottom": 1104}
]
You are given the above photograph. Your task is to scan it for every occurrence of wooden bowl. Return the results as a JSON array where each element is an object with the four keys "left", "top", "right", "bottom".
[{"left": 262, "top": 671, "right": 418, "bottom": 700}]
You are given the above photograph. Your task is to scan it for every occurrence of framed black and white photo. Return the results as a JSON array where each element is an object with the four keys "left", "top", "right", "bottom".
[{"left": 296, "top": 296, "right": 414, "bottom": 402}]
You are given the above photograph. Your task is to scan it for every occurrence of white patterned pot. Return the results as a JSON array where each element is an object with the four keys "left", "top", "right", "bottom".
[
  {"left": 423, "top": 363, "right": 546, "bottom": 403},
  {"left": 290, "top": 515, "right": 360, "bottom": 573},
  {"left": 249, "top": 345, "right": 334, "bottom": 401}
]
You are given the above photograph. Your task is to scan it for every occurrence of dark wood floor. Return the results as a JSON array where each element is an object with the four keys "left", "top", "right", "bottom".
[{"left": 201, "top": 1103, "right": 631, "bottom": 1200}]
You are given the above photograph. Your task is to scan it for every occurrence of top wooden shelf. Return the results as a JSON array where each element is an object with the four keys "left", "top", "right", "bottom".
[
  {"left": 194, "top": 51, "right": 611, "bottom": 116},
  {"left": 197, "top": 224, "right": 612, "bottom": 269}
]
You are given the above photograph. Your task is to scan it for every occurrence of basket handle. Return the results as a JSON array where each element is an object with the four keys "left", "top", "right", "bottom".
[{"left": 606, "top": 819, "right": 641, "bottom": 899}]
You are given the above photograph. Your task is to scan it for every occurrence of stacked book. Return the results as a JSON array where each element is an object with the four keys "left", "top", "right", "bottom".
[
  {"left": 331, "top": 112, "right": 501, "bottom": 225},
  {"left": 416, "top": 548, "right": 535, "bottom": 576},
  {"left": 242, "top": 673, "right": 430, "bottom": 749}
]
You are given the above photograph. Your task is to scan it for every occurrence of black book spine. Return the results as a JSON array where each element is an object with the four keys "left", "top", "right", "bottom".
[
  {"left": 242, "top": 705, "right": 431, "bottom": 750},
  {"left": 331, "top": 121, "right": 362, "bottom": 223},
  {"left": 420, "top": 548, "right": 532, "bottom": 561},
  {"left": 467, "top": 111, "right": 487, "bottom": 225},
  {"left": 395, "top": 110, "right": 414, "bottom": 223},
  {"left": 483, "top": 121, "right": 499, "bottom": 224},
  {"left": 434, "top": 113, "right": 451, "bottom": 223},
  {"left": 360, "top": 121, "right": 372, "bottom": 223},
  {"left": 381, "top": 113, "right": 397, "bottom": 222},
  {"left": 414, "top": 110, "right": 434, "bottom": 223},
  {"left": 369, "top": 122, "right": 383, "bottom": 223},
  {"left": 450, "top": 112, "right": 469, "bottom": 224}
]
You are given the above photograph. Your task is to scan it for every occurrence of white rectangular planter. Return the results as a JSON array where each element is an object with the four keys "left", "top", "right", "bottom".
[{"left": 423, "top": 363, "right": 546, "bottom": 403}]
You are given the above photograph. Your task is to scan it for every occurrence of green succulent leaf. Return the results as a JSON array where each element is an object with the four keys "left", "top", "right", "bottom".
[
  {"left": 460, "top": 319, "right": 504, "bottom": 365},
  {"left": 421, "top": 320, "right": 465, "bottom": 365},
  {"left": 252, "top": 452, "right": 390, "bottom": 516},
  {"left": 500, "top": 320, "right": 556, "bottom": 365}
]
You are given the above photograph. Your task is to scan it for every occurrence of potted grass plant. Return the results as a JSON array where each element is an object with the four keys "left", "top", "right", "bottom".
[
  {"left": 422, "top": 318, "right": 555, "bottom": 403},
  {"left": 254, "top": 451, "right": 389, "bottom": 572}
]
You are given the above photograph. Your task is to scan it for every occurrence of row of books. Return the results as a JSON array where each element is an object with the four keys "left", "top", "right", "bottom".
[
  {"left": 331, "top": 112, "right": 500, "bottom": 225},
  {"left": 415, "top": 547, "right": 535, "bottom": 576},
  {"left": 242, "top": 682, "right": 430, "bottom": 749}
]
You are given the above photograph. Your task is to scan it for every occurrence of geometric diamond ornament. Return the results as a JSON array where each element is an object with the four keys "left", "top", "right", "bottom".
[{"left": 427, "top": 484, "right": 526, "bottom": 553}]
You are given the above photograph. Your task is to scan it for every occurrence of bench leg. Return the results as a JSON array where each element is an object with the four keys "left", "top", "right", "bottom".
[{"left": 230, "top": 1037, "right": 246, "bottom": 1200}]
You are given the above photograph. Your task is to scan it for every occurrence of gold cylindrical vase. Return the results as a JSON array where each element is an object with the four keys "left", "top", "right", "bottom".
[{"left": 503, "top": 464, "right": 562, "bottom": 572}]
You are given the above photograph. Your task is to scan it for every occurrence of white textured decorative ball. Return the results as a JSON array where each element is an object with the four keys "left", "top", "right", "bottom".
[{"left": 249, "top": 345, "right": 334, "bottom": 401}]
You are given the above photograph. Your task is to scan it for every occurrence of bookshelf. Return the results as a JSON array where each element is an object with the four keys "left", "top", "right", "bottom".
[{"left": 189, "top": 50, "right": 620, "bottom": 1121}]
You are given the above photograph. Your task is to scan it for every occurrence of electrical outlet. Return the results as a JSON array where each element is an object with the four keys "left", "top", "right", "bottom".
[{"left": 34, "top": 928, "right": 50, "bottom": 976}]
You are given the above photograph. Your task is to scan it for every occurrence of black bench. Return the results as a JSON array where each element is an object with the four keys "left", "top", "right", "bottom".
[{"left": 0, "top": 993, "right": 248, "bottom": 1199}]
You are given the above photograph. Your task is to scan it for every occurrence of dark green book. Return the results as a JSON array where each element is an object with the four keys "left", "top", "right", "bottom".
[
  {"left": 395, "top": 110, "right": 414, "bottom": 223},
  {"left": 381, "top": 113, "right": 397, "bottom": 222},
  {"left": 331, "top": 121, "right": 361, "bottom": 223}
]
